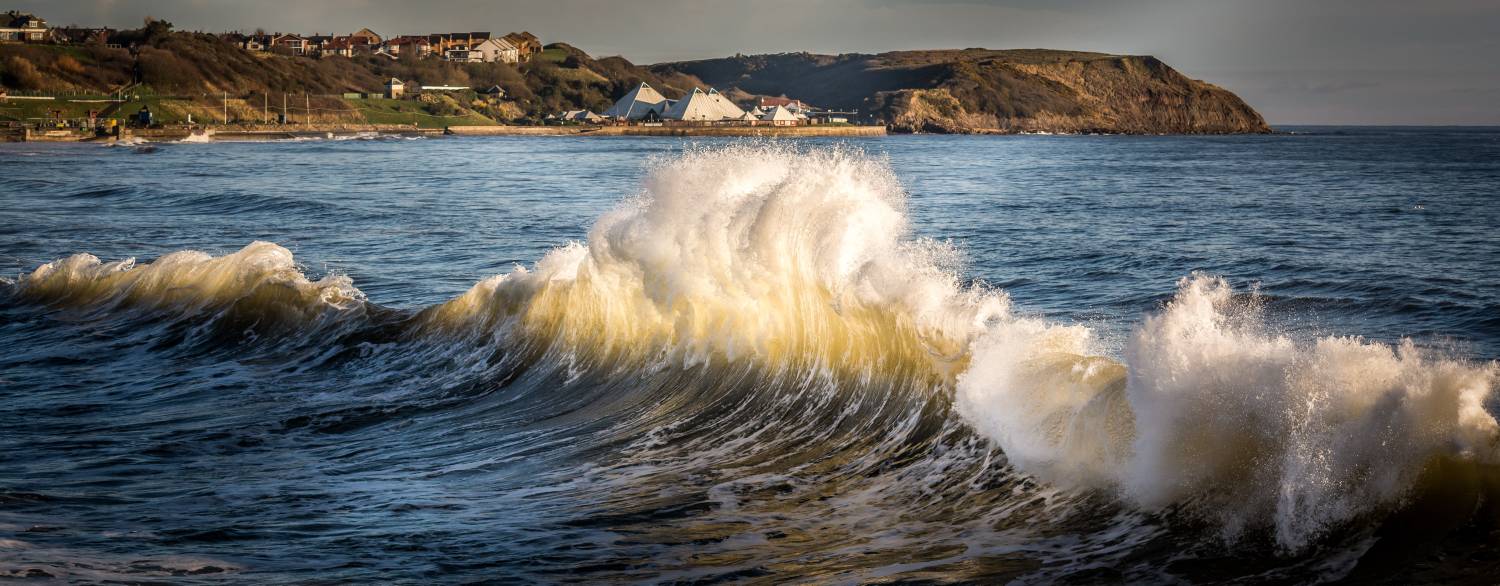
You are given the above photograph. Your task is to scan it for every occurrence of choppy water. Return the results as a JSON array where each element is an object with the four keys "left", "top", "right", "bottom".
[{"left": 1, "top": 129, "right": 1497, "bottom": 583}]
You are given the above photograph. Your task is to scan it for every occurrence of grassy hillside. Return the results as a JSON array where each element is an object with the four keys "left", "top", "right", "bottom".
[
  {"left": 0, "top": 30, "right": 706, "bottom": 125},
  {"left": 653, "top": 49, "right": 1270, "bottom": 134}
]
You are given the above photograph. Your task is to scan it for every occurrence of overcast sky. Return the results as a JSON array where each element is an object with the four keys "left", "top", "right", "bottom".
[{"left": 20, "top": 0, "right": 1500, "bottom": 125}]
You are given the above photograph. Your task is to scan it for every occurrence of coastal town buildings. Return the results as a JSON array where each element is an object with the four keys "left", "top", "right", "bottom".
[{"left": 2, "top": 10, "right": 539, "bottom": 66}]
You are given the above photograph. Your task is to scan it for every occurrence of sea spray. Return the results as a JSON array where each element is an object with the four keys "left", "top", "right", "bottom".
[{"left": 958, "top": 274, "right": 1500, "bottom": 549}]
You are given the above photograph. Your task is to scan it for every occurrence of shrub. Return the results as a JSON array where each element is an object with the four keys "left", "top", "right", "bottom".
[
  {"left": 1, "top": 56, "right": 44, "bottom": 90},
  {"left": 55, "top": 55, "right": 86, "bottom": 75}
]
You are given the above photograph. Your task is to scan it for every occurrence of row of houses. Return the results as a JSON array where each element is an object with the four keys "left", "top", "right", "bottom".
[
  {"left": 222, "top": 29, "right": 541, "bottom": 64},
  {"left": 0, "top": 11, "right": 544, "bottom": 65},
  {"left": 590, "top": 83, "right": 850, "bottom": 126}
]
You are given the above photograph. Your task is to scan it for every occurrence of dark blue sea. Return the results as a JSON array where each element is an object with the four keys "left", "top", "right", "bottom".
[{"left": 1, "top": 128, "right": 1497, "bottom": 583}]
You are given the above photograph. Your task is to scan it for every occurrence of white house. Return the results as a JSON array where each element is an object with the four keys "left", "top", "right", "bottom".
[
  {"left": 760, "top": 105, "right": 799, "bottom": 126},
  {"left": 473, "top": 38, "right": 520, "bottom": 64}
]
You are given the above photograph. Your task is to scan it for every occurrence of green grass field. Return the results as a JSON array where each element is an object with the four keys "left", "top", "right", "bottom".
[{"left": 537, "top": 47, "right": 569, "bottom": 63}]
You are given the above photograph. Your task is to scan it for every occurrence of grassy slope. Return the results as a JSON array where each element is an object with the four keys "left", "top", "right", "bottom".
[{"left": 0, "top": 34, "right": 705, "bottom": 125}]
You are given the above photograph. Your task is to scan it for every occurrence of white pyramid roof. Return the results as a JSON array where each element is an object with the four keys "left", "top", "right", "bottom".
[
  {"left": 604, "top": 82, "right": 669, "bottom": 120},
  {"left": 760, "top": 105, "right": 798, "bottom": 122},
  {"left": 705, "top": 88, "right": 746, "bottom": 119},
  {"left": 663, "top": 88, "right": 729, "bottom": 121}
]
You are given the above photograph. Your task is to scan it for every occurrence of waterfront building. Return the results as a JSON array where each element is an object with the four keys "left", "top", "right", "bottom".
[{"left": 603, "top": 83, "right": 671, "bottom": 121}]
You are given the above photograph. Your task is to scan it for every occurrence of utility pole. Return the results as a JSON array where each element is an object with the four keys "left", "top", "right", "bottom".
[
  {"left": 263, "top": 93, "right": 268, "bottom": 124},
  {"left": 305, "top": 93, "right": 310, "bottom": 126},
  {"left": 223, "top": 91, "right": 228, "bottom": 125},
  {"left": 282, "top": 93, "right": 287, "bottom": 125}
]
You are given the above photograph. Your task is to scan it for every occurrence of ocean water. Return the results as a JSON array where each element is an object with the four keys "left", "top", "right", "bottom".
[{"left": 0, "top": 128, "right": 1497, "bottom": 583}]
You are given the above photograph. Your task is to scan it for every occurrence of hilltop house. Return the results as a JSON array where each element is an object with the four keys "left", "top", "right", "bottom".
[
  {"left": 0, "top": 10, "right": 47, "bottom": 43},
  {"left": 243, "top": 34, "right": 271, "bottom": 51},
  {"left": 430, "top": 32, "right": 489, "bottom": 53},
  {"left": 271, "top": 33, "right": 307, "bottom": 55},
  {"left": 473, "top": 37, "right": 519, "bottom": 64},
  {"left": 349, "top": 27, "right": 382, "bottom": 51},
  {"left": 321, "top": 36, "right": 355, "bottom": 58},
  {"left": 384, "top": 35, "right": 432, "bottom": 58},
  {"left": 502, "top": 32, "right": 541, "bottom": 60},
  {"left": 53, "top": 26, "right": 113, "bottom": 45},
  {"left": 444, "top": 46, "right": 482, "bottom": 62},
  {"left": 304, "top": 34, "right": 333, "bottom": 54}
]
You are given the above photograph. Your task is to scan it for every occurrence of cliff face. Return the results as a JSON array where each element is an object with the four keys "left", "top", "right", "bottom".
[{"left": 653, "top": 50, "right": 1270, "bottom": 134}]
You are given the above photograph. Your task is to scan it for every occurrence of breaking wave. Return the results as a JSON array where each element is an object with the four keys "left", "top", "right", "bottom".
[{"left": 6, "top": 143, "right": 1496, "bottom": 555}]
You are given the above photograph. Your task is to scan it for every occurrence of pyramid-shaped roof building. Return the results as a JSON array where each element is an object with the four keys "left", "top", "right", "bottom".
[{"left": 604, "top": 82, "right": 670, "bottom": 120}]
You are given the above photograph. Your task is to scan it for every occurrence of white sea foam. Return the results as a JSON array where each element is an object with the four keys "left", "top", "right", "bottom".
[{"left": 958, "top": 274, "right": 1499, "bottom": 549}]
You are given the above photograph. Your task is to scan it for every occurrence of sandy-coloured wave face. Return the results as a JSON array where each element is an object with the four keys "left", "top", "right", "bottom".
[
  {"left": 8, "top": 143, "right": 1497, "bottom": 552},
  {"left": 425, "top": 144, "right": 1009, "bottom": 379}
]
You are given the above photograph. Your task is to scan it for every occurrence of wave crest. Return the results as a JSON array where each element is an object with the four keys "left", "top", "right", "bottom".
[
  {"left": 11, "top": 241, "right": 364, "bottom": 330},
  {"left": 428, "top": 144, "right": 1007, "bottom": 377}
]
